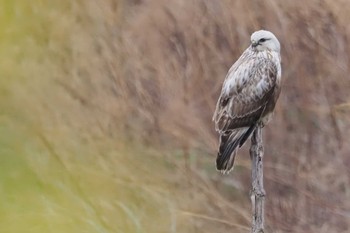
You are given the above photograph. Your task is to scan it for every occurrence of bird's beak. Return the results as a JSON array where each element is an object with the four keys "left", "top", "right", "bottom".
[{"left": 252, "top": 40, "right": 258, "bottom": 48}]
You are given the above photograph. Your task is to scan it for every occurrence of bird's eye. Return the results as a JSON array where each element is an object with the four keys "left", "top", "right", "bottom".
[{"left": 259, "top": 38, "right": 267, "bottom": 43}]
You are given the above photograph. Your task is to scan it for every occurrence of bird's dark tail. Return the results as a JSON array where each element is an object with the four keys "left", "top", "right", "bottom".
[{"left": 216, "top": 125, "right": 256, "bottom": 174}]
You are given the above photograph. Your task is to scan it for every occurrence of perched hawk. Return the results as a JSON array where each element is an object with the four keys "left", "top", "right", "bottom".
[{"left": 213, "top": 30, "right": 282, "bottom": 174}]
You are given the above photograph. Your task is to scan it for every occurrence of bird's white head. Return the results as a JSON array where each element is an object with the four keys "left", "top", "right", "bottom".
[{"left": 250, "top": 30, "right": 280, "bottom": 53}]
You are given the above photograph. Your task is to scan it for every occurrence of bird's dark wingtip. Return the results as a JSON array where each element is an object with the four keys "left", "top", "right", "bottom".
[{"left": 216, "top": 149, "right": 236, "bottom": 174}]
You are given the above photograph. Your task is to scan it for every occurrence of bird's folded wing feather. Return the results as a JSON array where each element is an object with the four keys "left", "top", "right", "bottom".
[{"left": 213, "top": 56, "right": 279, "bottom": 132}]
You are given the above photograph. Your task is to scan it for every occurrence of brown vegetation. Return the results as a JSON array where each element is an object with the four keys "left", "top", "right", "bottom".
[
  {"left": 2, "top": 0, "right": 350, "bottom": 232},
  {"left": 83, "top": 1, "right": 350, "bottom": 231}
]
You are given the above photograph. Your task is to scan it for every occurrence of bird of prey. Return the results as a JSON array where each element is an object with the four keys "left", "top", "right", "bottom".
[{"left": 213, "top": 30, "right": 282, "bottom": 174}]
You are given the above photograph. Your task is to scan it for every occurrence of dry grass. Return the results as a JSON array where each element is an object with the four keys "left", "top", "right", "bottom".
[{"left": 1, "top": 0, "right": 350, "bottom": 232}]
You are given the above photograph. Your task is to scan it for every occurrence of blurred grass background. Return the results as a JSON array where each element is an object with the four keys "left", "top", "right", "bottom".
[{"left": 0, "top": 0, "right": 349, "bottom": 232}]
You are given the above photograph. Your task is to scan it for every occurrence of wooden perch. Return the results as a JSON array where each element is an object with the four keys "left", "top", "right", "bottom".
[{"left": 250, "top": 126, "right": 266, "bottom": 233}]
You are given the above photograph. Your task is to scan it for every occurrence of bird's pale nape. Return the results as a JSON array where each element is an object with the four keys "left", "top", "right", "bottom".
[{"left": 213, "top": 30, "right": 282, "bottom": 174}]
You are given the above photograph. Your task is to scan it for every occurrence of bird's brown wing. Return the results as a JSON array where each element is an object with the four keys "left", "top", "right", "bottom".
[{"left": 213, "top": 57, "right": 280, "bottom": 133}]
